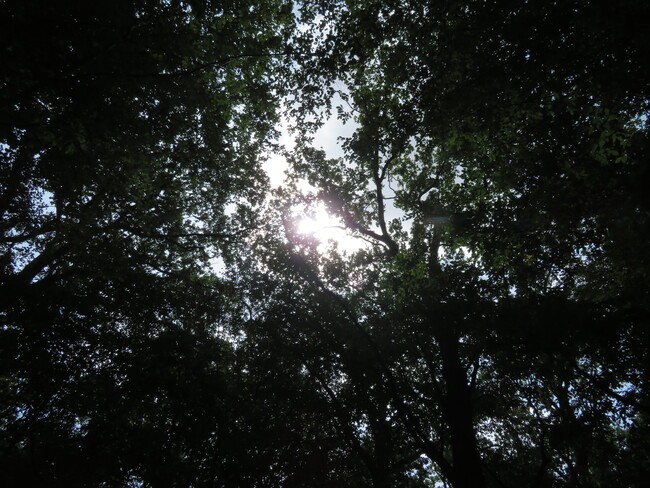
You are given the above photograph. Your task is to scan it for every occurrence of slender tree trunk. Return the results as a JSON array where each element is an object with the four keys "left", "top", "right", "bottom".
[{"left": 438, "top": 331, "right": 486, "bottom": 488}]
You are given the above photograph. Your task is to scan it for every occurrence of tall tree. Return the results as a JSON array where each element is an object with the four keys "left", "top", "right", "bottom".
[
  {"left": 250, "top": 0, "right": 650, "bottom": 486},
  {"left": 2, "top": 1, "right": 649, "bottom": 487},
  {"left": 1, "top": 1, "right": 296, "bottom": 486}
]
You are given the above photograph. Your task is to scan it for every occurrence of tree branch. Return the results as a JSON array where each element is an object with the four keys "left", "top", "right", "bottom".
[{"left": 371, "top": 148, "right": 399, "bottom": 258}]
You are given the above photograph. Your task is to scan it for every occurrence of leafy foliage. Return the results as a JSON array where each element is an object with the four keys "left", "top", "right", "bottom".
[{"left": 2, "top": 1, "right": 649, "bottom": 487}]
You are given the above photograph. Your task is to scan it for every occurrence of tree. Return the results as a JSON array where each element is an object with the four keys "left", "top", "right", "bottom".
[
  {"left": 2, "top": 1, "right": 649, "bottom": 487},
  {"left": 246, "top": 0, "right": 650, "bottom": 486},
  {"left": 0, "top": 1, "right": 297, "bottom": 486}
]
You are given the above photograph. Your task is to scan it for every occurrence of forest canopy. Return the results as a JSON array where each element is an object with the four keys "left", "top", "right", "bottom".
[{"left": 1, "top": 1, "right": 649, "bottom": 487}]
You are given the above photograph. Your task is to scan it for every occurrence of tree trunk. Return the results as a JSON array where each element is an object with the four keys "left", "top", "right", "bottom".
[{"left": 438, "top": 331, "right": 486, "bottom": 488}]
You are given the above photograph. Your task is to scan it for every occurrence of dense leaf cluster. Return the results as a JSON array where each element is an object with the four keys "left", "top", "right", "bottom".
[{"left": 1, "top": 1, "right": 648, "bottom": 487}]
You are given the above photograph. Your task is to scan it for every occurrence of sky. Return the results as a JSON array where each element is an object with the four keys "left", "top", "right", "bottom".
[
  {"left": 262, "top": 93, "right": 411, "bottom": 254},
  {"left": 262, "top": 101, "right": 369, "bottom": 253}
]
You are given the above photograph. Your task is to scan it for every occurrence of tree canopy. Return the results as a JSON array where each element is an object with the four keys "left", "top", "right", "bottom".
[{"left": 1, "top": 1, "right": 649, "bottom": 487}]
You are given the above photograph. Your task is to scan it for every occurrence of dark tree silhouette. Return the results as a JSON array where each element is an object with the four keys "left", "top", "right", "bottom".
[{"left": 2, "top": 1, "right": 649, "bottom": 487}]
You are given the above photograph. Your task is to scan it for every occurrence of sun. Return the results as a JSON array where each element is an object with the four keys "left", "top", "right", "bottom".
[
  {"left": 295, "top": 203, "right": 362, "bottom": 253},
  {"left": 297, "top": 205, "right": 340, "bottom": 234}
]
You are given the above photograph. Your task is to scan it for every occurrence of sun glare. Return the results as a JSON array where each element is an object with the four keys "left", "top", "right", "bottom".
[
  {"left": 297, "top": 206, "right": 339, "bottom": 234},
  {"left": 296, "top": 204, "right": 362, "bottom": 252}
]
